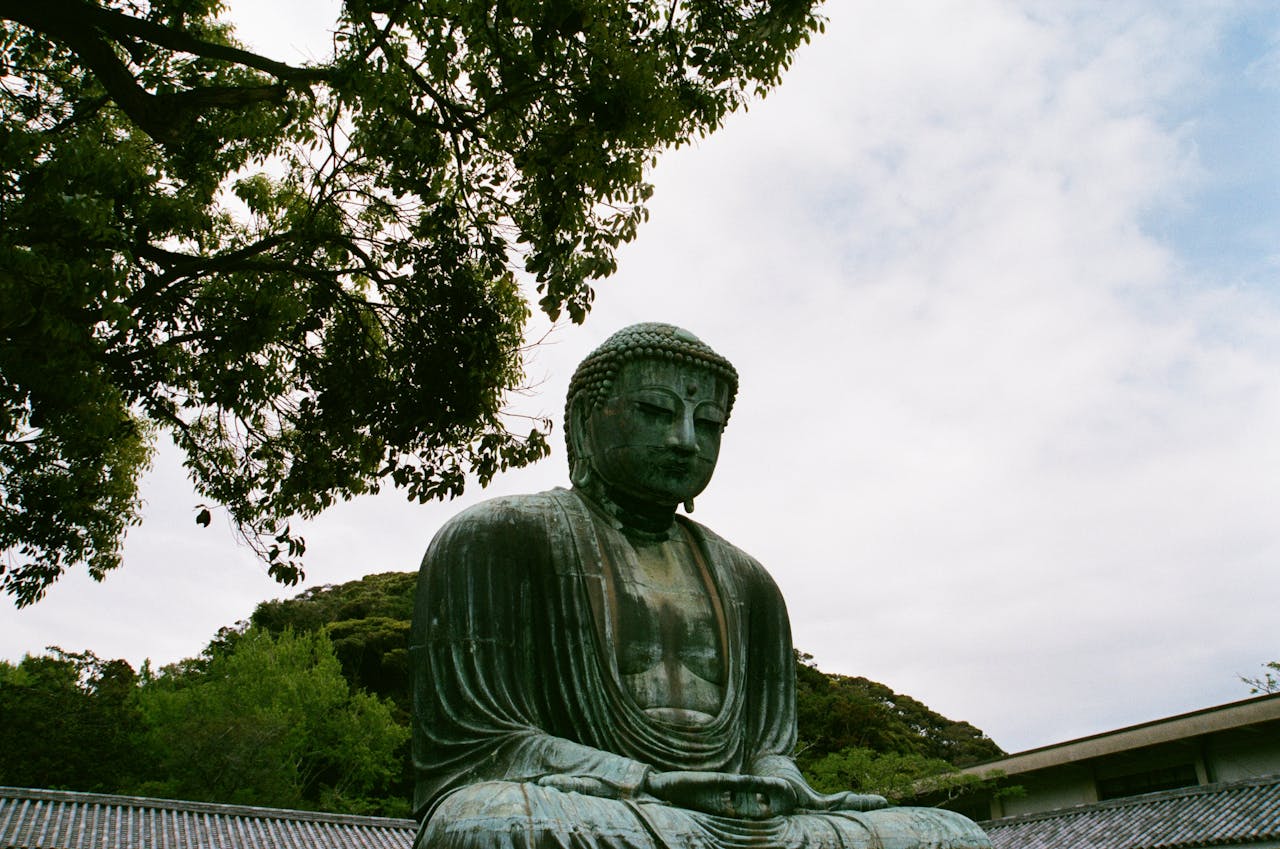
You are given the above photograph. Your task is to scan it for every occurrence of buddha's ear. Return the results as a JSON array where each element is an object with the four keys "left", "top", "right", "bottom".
[
  {"left": 568, "top": 394, "right": 593, "bottom": 457},
  {"left": 567, "top": 394, "right": 594, "bottom": 487}
]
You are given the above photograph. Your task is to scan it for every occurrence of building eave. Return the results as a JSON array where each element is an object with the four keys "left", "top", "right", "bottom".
[{"left": 962, "top": 691, "right": 1280, "bottom": 778}]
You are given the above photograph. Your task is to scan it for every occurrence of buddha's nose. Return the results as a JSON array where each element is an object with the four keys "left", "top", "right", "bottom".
[{"left": 668, "top": 409, "right": 697, "bottom": 454}]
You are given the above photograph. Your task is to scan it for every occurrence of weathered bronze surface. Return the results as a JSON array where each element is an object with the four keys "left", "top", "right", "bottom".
[{"left": 410, "top": 324, "right": 991, "bottom": 848}]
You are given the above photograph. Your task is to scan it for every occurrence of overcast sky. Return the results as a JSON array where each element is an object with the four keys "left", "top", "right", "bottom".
[{"left": 4, "top": 1, "right": 1279, "bottom": 756}]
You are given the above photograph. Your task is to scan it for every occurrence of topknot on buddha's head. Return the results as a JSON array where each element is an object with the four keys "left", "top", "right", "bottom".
[{"left": 564, "top": 323, "right": 739, "bottom": 465}]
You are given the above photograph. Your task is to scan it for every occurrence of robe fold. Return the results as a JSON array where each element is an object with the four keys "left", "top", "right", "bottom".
[{"left": 411, "top": 488, "right": 990, "bottom": 849}]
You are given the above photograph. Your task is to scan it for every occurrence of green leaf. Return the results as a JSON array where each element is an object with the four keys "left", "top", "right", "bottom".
[{"left": 0, "top": 0, "right": 824, "bottom": 603}]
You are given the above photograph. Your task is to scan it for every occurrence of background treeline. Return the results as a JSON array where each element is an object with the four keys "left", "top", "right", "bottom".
[{"left": 0, "top": 572, "right": 1005, "bottom": 815}]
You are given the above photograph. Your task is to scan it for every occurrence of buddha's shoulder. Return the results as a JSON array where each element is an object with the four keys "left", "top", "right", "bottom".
[
  {"left": 446, "top": 489, "right": 568, "bottom": 521},
  {"left": 682, "top": 516, "right": 750, "bottom": 557},
  {"left": 427, "top": 489, "right": 572, "bottom": 546},
  {"left": 682, "top": 518, "right": 776, "bottom": 585}
]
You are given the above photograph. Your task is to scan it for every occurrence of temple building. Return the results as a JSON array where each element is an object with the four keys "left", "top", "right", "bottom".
[{"left": 947, "top": 691, "right": 1280, "bottom": 848}]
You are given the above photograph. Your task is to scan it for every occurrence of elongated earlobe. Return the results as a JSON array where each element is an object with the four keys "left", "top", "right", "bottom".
[
  {"left": 568, "top": 393, "right": 595, "bottom": 490},
  {"left": 571, "top": 457, "right": 594, "bottom": 489},
  {"left": 683, "top": 499, "right": 694, "bottom": 513}
]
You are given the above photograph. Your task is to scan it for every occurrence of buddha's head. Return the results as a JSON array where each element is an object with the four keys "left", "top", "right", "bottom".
[{"left": 566, "top": 323, "right": 738, "bottom": 512}]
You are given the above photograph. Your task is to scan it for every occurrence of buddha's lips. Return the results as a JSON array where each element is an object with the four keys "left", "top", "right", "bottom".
[{"left": 655, "top": 457, "right": 695, "bottom": 475}]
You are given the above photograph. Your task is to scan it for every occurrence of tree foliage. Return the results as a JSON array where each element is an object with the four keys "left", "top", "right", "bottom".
[
  {"left": 791, "top": 652, "right": 1007, "bottom": 806},
  {"left": 794, "top": 652, "right": 1003, "bottom": 770},
  {"left": 1241, "top": 660, "right": 1280, "bottom": 695},
  {"left": 251, "top": 570, "right": 415, "bottom": 709},
  {"left": 0, "top": 647, "right": 147, "bottom": 791},
  {"left": 0, "top": 0, "right": 824, "bottom": 605},
  {"left": 137, "top": 627, "right": 408, "bottom": 814},
  {"left": 1, "top": 628, "right": 407, "bottom": 815},
  {"left": 803, "top": 746, "right": 1015, "bottom": 807}
]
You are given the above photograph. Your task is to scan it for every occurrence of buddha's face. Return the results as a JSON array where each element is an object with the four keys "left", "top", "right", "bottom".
[{"left": 583, "top": 358, "right": 730, "bottom": 508}]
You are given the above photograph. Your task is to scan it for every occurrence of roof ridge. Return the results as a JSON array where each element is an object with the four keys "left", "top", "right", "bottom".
[
  {"left": 983, "top": 772, "right": 1280, "bottom": 828},
  {"left": 0, "top": 786, "right": 417, "bottom": 829},
  {"left": 966, "top": 691, "right": 1280, "bottom": 770}
]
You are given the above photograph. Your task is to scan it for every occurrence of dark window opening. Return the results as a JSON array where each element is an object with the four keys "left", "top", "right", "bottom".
[
  {"left": 1096, "top": 763, "right": 1199, "bottom": 800},
  {"left": 948, "top": 796, "right": 993, "bottom": 822}
]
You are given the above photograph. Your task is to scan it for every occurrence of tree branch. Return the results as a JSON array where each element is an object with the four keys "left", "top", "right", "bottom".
[
  {"left": 132, "top": 232, "right": 292, "bottom": 287},
  {"left": 11, "top": 4, "right": 180, "bottom": 143},
  {"left": 348, "top": 6, "right": 476, "bottom": 133},
  {"left": 0, "top": 0, "right": 332, "bottom": 83},
  {"left": 1, "top": 0, "right": 320, "bottom": 145}
]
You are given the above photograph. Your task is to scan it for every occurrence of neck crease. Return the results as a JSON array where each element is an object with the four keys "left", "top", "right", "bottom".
[{"left": 576, "top": 480, "right": 677, "bottom": 540}]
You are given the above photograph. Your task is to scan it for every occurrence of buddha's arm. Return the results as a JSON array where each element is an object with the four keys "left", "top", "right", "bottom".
[
  {"left": 413, "top": 499, "right": 659, "bottom": 812},
  {"left": 499, "top": 731, "right": 652, "bottom": 797}
]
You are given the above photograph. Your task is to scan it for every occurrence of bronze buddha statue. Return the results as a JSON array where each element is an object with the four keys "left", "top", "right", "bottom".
[{"left": 410, "top": 323, "right": 990, "bottom": 849}]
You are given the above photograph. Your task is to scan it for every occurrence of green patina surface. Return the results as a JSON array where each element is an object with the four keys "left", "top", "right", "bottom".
[{"left": 410, "top": 324, "right": 991, "bottom": 848}]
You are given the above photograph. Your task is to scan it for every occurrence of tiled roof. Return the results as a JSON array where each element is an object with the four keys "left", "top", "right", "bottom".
[
  {"left": 0, "top": 787, "right": 417, "bottom": 849},
  {"left": 983, "top": 775, "right": 1280, "bottom": 849},
  {"left": 14, "top": 777, "right": 1279, "bottom": 849}
]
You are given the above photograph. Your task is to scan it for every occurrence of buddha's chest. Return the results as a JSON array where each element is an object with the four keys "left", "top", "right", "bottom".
[{"left": 608, "top": 536, "right": 726, "bottom": 720}]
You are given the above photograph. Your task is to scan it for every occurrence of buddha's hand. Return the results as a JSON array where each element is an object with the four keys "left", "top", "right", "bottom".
[
  {"left": 790, "top": 784, "right": 890, "bottom": 813},
  {"left": 536, "top": 775, "right": 623, "bottom": 799},
  {"left": 643, "top": 771, "right": 796, "bottom": 819}
]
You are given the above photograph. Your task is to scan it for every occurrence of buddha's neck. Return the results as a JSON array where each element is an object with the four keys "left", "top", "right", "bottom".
[{"left": 577, "top": 480, "right": 677, "bottom": 538}]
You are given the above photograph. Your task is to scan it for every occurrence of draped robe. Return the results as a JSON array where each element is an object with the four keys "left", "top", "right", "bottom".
[{"left": 410, "top": 488, "right": 990, "bottom": 849}]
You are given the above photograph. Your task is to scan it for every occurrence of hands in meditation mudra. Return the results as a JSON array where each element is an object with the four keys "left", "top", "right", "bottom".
[{"left": 410, "top": 324, "right": 991, "bottom": 849}]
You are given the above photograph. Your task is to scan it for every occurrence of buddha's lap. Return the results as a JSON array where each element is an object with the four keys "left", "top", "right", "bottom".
[{"left": 416, "top": 781, "right": 990, "bottom": 849}]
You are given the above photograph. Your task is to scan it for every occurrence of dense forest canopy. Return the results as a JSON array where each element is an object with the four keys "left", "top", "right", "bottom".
[
  {"left": 0, "top": 571, "right": 1005, "bottom": 813},
  {"left": 0, "top": 0, "right": 824, "bottom": 605}
]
